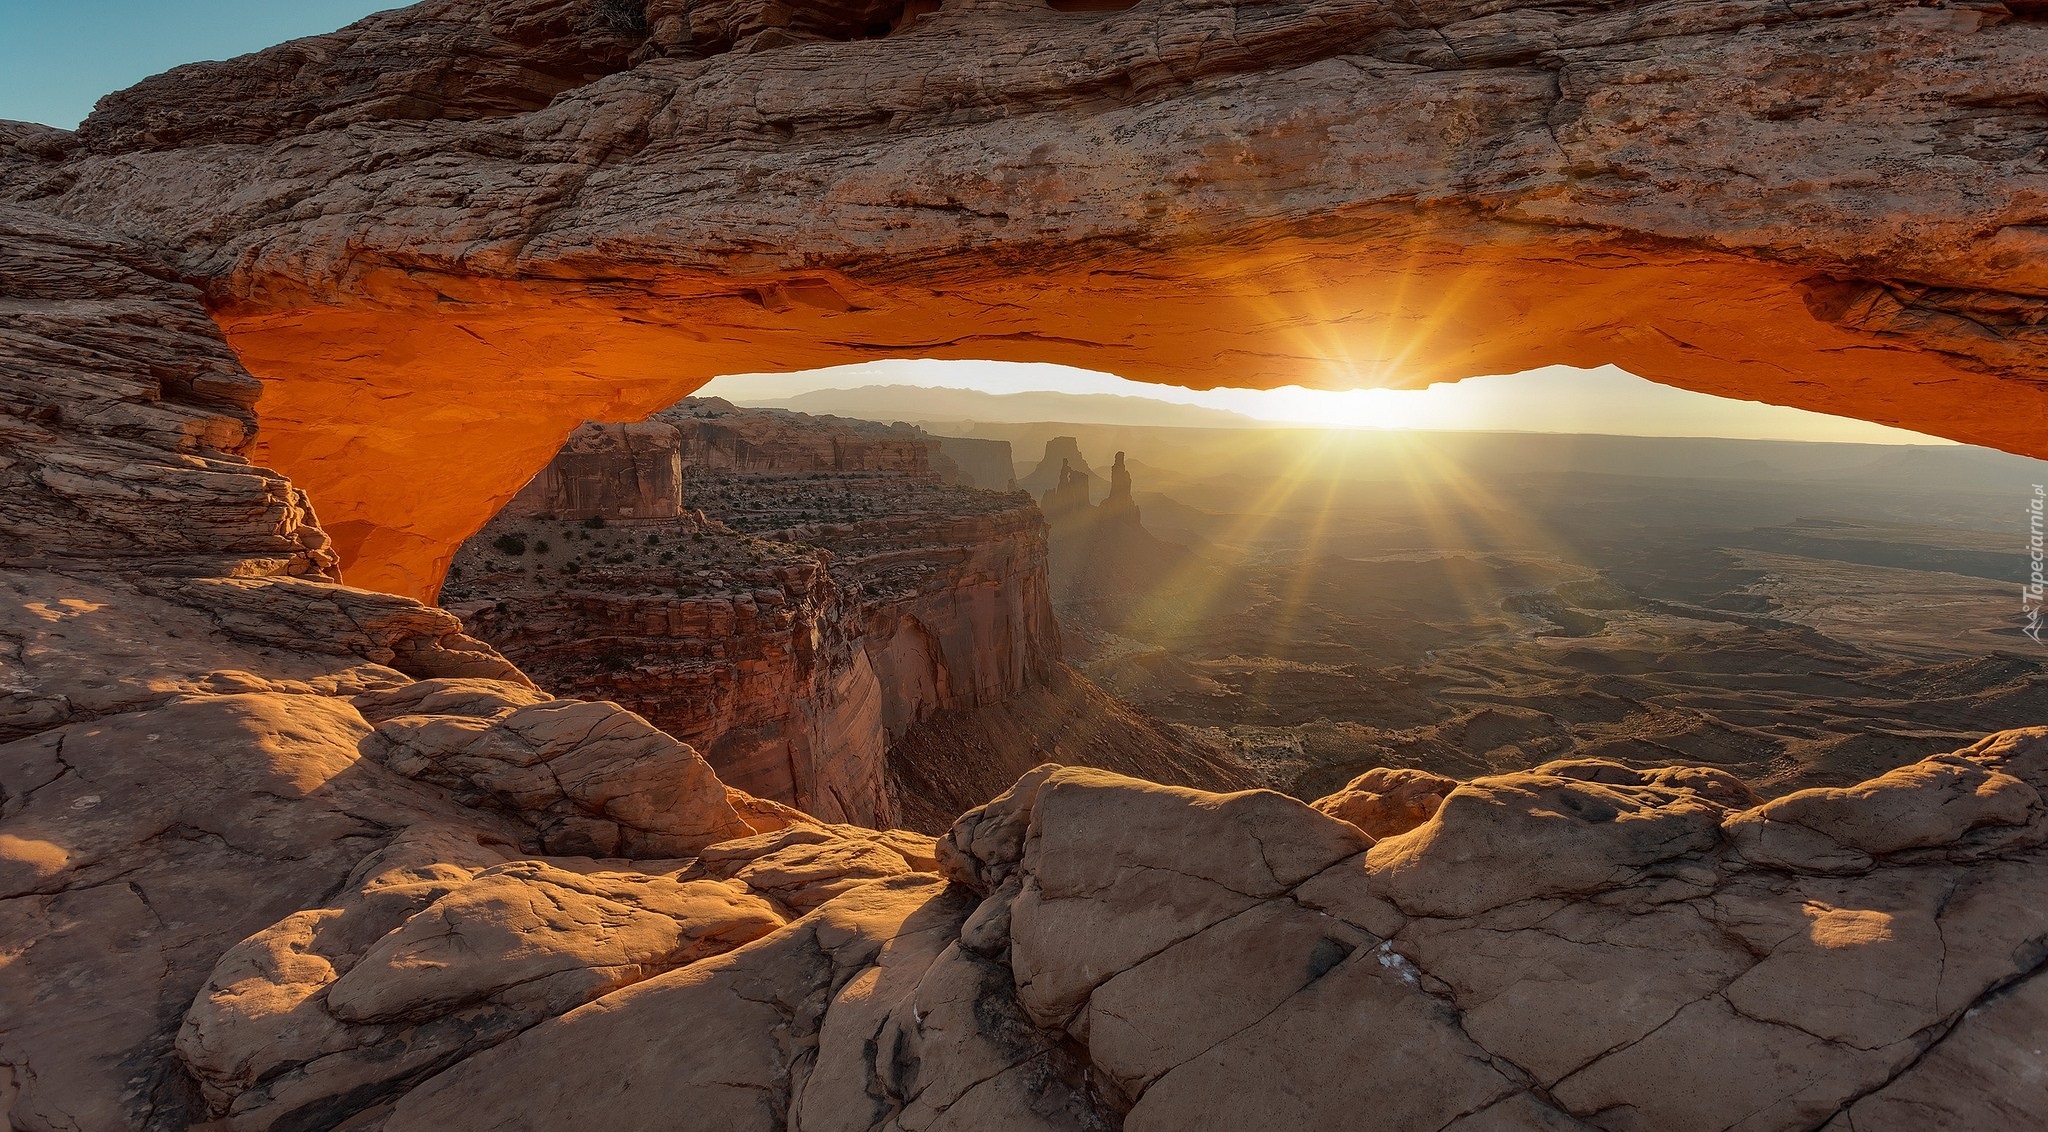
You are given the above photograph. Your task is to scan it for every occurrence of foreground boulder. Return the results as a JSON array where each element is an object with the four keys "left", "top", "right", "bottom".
[{"left": 241, "top": 747, "right": 2044, "bottom": 1132}]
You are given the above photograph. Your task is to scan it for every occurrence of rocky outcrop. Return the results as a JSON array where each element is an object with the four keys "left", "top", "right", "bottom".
[
  {"left": 1311, "top": 766, "right": 1461, "bottom": 839},
  {"left": 1042, "top": 442, "right": 1187, "bottom": 603},
  {"left": 0, "top": 207, "right": 336, "bottom": 582},
  {"left": 1039, "top": 458, "right": 1094, "bottom": 521},
  {"left": 446, "top": 519, "right": 895, "bottom": 826},
  {"left": 1102, "top": 450, "right": 1137, "bottom": 520},
  {"left": 932, "top": 435, "right": 1014, "bottom": 492},
  {"left": 212, "top": 742, "right": 2045, "bottom": 1132},
  {"left": 663, "top": 397, "right": 936, "bottom": 476},
  {"left": 443, "top": 401, "right": 1083, "bottom": 828},
  {"left": 887, "top": 662, "right": 1255, "bottom": 835},
  {"left": 8, "top": 6, "right": 2048, "bottom": 1129},
  {"left": 0, "top": 209, "right": 796, "bottom": 1130},
  {"left": 9, "top": 0, "right": 2048, "bottom": 598},
  {"left": 1019, "top": 437, "right": 1100, "bottom": 501},
  {"left": 503, "top": 421, "right": 685, "bottom": 523}
]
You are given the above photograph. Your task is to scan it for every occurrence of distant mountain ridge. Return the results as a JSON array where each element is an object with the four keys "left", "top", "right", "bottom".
[{"left": 744, "top": 385, "right": 1261, "bottom": 429}]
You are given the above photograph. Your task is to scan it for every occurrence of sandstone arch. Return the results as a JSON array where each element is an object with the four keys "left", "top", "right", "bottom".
[{"left": 7, "top": 0, "right": 2046, "bottom": 597}]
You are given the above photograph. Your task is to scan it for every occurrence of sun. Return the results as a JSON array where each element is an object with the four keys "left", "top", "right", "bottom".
[{"left": 1233, "top": 386, "right": 1435, "bottom": 430}]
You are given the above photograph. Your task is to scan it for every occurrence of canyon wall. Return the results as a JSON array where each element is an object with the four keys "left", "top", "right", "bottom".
[
  {"left": 445, "top": 400, "right": 1065, "bottom": 826},
  {"left": 664, "top": 398, "right": 935, "bottom": 475},
  {"left": 784, "top": 506, "right": 1061, "bottom": 738},
  {"left": 448, "top": 536, "right": 895, "bottom": 826},
  {"left": 932, "top": 435, "right": 1015, "bottom": 492},
  {"left": 503, "top": 421, "right": 686, "bottom": 523},
  {"left": 7, "top": 0, "right": 2048, "bottom": 597},
  {"left": 6, "top": 200, "right": 2048, "bottom": 1132}
]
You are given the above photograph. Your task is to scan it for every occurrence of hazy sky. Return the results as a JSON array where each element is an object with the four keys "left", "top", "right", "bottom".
[
  {"left": 705, "top": 362, "right": 1949, "bottom": 445},
  {"left": 3, "top": 5, "right": 1947, "bottom": 446},
  {"left": 0, "top": 2, "right": 396, "bottom": 128}
]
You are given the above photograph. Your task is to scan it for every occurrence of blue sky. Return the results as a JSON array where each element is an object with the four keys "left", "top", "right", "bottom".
[{"left": 0, "top": 2, "right": 394, "bottom": 128}]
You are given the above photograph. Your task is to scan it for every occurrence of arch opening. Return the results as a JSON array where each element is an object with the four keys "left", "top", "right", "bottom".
[
  {"left": 227, "top": 237, "right": 2048, "bottom": 602},
  {"left": 436, "top": 363, "right": 2048, "bottom": 821}
]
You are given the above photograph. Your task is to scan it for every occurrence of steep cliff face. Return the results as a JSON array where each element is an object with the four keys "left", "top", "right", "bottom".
[
  {"left": 0, "top": 208, "right": 337, "bottom": 583},
  {"left": 932, "top": 435, "right": 1014, "bottom": 491},
  {"left": 779, "top": 502, "right": 1060, "bottom": 739},
  {"left": 445, "top": 401, "right": 1068, "bottom": 827},
  {"left": 7, "top": 204, "right": 2048, "bottom": 1132},
  {"left": 502, "top": 421, "right": 685, "bottom": 523},
  {"left": 445, "top": 521, "right": 894, "bottom": 826},
  {"left": 10, "top": 0, "right": 2047, "bottom": 597}
]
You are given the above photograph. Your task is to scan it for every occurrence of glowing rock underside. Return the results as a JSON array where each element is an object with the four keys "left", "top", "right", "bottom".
[{"left": 5, "top": 0, "right": 2045, "bottom": 597}]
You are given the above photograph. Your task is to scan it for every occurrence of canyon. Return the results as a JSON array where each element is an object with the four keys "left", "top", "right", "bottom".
[
  {"left": 444, "top": 399, "right": 1241, "bottom": 829},
  {"left": 4, "top": 1, "right": 2048, "bottom": 1130},
  {"left": 5, "top": 0, "right": 2048, "bottom": 596}
]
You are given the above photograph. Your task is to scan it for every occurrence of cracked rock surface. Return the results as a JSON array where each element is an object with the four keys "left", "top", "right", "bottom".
[
  {"left": 8, "top": 0, "right": 2048, "bottom": 596},
  {"left": 5, "top": 6, "right": 2048, "bottom": 1130}
]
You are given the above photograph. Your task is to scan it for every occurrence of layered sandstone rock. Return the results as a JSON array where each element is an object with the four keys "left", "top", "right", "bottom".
[
  {"left": 8, "top": 5, "right": 2048, "bottom": 1129},
  {"left": 0, "top": 211, "right": 927, "bottom": 1128},
  {"left": 1311, "top": 765, "right": 1461, "bottom": 839},
  {"left": 664, "top": 397, "right": 936, "bottom": 476},
  {"left": 0, "top": 207, "right": 336, "bottom": 582},
  {"left": 16, "top": 0, "right": 2046, "bottom": 597},
  {"left": 447, "top": 520, "right": 896, "bottom": 825},
  {"left": 442, "top": 401, "right": 1085, "bottom": 827},
  {"left": 503, "top": 421, "right": 685, "bottom": 523},
  {"left": 243, "top": 744, "right": 2044, "bottom": 1132},
  {"left": 4, "top": 205, "right": 2047, "bottom": 1130}
]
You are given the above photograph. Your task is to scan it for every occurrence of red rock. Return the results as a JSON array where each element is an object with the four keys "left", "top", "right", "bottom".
[
  {"left": 1311, "top": 766, "right": 1459, "bottom": 839},
  {"left": 6, "top": 2, "right": 2045, "bottom": 597},
  {"left": 504, "top": 421, "right": 687, "bottom": 524},
  {"left": 6, "top": 7, "right": 2048, "bottom": 1129}
]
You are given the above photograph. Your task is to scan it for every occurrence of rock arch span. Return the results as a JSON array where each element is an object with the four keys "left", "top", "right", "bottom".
[{"left": 7, "top": 0, "right": 2046, "bottom": 597}]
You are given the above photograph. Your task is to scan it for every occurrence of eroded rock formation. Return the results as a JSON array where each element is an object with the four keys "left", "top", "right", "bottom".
[
  {"left": 932, "top": 435, "right": 1015, "bottom": 492},
  {"left": 11, "top": 0, "right": 2047, "bottom": 597},
  {"left": 1041, "top": 442, "right": 1187, "bottom": 602},
  {"left": 0, "top": 196, "right": 2043, "bottom": 1132},
  {"left": 504, "top": 421, "right": 686, "bottom": 523},
  {"left": 1020, "top": 438, "right": 1101, "bottom": 502},
  {"left": 447, "top": 515, "right": 896, "bottom": 824},
  {"left": 665, "top": 397, "right": 938, "bottom": 476},
  {"left": 8, "top": 4, "right": 2048, "bottom": 1129},
  {"left": 438, "top": 401, "right": 1241, "bottom": 831}
]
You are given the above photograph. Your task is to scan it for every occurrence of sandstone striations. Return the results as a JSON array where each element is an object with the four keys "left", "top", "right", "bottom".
[
  {"left": 6, "top": 3, "right": 2048, "bottom": 1129},
  {"left": 440, "top": 400, "right": 1243, "bottom": 831},
  {"left": 11, "top": 0, "right": 2048, "bottom": 597},
  {"left": 667, "top": 397, "right": 938, "bottom": 476},
  {"left": 1, "top": 206, "right": 2044, "bottom": 1130},
  {"left": 446, "top": 514, "right": 895, "bottom": 824},
  {"left": 503, "top": 420, "right": 685, "bottom": 523},
  {"left": 0, "top": 208, "right": 335, "bottom": 583}
]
